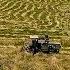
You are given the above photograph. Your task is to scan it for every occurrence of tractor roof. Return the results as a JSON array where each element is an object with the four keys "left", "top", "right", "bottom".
[{"left": 30, "top": 35, "right": 38, "bottom": 38}]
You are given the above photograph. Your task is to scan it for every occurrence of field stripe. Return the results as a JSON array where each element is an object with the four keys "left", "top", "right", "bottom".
[
  {"left": 0, "top": 19, "right": 30, "bottom": 23},
  {"left": 1, "top": 1, "right": 21, "bottom": 11},
  {"left": 13, "top": 2, "right": 23, "bottom": 11},
  {"left": 0, "top": 0, "right": 8, "bottom": 7},
  {"left": 0, "top": 1, "right": 14, "bottom": 10}
]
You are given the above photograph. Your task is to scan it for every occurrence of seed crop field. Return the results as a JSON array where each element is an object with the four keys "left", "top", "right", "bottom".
[{"left": 0, "top": 0, "right": 70, "bottom": 70}]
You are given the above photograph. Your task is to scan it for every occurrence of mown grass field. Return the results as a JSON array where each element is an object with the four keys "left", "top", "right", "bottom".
[{"left": 0, "top": 0, "right": 70, "bottom": 70}]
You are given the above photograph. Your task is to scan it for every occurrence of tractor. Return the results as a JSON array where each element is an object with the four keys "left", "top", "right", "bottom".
[{"left": 24, "top": 35, "right": 61, "bottom": 55}]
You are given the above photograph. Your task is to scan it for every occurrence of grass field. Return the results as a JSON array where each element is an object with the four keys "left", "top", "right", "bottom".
[{"left": 0, "top": 0, "right": 70, "bottom": 70}]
